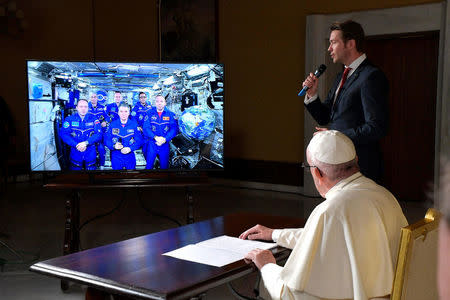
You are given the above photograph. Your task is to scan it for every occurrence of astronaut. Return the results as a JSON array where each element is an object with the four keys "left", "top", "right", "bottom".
[
  {"left": 143, "top": 95, "right": 177, "bottom": 169},
  {"left": 131, "top": 92, "right": 152, "bottom": 160},
  {"left": 87, "top": 93, "right": 107, "bottom": 167},
  {"left": 105, "top": 103, "right": 143, "bottom": 170},
  {"left": 105, "top": 91, "right": 123, "bottom": 123},
  {"left": 60, "top": 99, "right": 102, "bottom": 170}
]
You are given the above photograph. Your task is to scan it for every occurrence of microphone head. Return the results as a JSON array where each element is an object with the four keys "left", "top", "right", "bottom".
[
  {"left": 318, "top": 64, "right": 327, "bottom": 72},
  {"left": 314, "top": 64, "right": 327, "bottom": 77}
]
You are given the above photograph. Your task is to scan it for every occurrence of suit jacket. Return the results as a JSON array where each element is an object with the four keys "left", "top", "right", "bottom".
[{"left": 305, "top": 59, "right": 389, "bottom": 182}]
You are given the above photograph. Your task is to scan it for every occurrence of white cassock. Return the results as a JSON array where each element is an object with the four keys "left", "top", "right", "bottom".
[{"left": 260, "top": 172, "right": 408, "bottom": 300}]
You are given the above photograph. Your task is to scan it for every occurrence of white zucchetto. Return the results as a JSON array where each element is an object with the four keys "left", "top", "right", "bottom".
[{"left": 307, "top": 130, "right": 356, "bottom": 164}]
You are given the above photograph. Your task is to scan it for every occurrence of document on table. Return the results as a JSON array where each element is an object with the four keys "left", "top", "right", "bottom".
[{"left": 163, "top": 235, "right": 277, "bottom": 267}]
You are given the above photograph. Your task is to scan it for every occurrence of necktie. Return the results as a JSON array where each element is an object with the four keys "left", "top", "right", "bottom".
[
  {"left": 338, "top": 67, "right": 351, "bottom": 96},
  {"left": 333, "top": 67, "right": 351, "bottom": 108}
]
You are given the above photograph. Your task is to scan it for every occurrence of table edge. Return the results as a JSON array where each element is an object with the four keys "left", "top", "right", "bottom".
[{"left": 29, "top": 263, "right": 166, "bottom": 300}]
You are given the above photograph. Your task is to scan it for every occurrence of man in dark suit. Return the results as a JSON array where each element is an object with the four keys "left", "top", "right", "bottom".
[{"left": 302, "top": 20, "right": 389, "bottom": 183}]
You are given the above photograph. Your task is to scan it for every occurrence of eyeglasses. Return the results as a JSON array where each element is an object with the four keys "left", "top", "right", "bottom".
[{"left": 301, "top": 162, "right": 318, "bottom": 173}]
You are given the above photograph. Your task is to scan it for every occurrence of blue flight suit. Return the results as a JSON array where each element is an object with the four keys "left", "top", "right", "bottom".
[
  {"left": 88, "top": 102, "right": 107, "bottom": 166},
  {"left": 105, "top": 118, "right": 143, "bottom": 170},
  {"left": 105, "top": 102, "right": 121, "bottom": 123},
  {"left": 60, "top": 113, "right": 102, "bottom": 170},
  {"left": 143, "top": 108, "right": 177, "bottom": 169},
  {"left": 131, "top": 102, "right": 152, "bottom": 160}
]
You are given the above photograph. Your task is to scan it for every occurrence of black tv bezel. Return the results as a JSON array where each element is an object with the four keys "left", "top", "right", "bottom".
[{"left": 25, "top": 59, "right": 225, "bottom": 176}]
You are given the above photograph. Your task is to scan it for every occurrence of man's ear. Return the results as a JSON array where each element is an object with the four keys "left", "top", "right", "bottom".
[
  {"left": 312, "top": 167, "right": 323, "bottom": 179},
  {"left": 346, "top": 39, "right": 356, "bottom": 50}
]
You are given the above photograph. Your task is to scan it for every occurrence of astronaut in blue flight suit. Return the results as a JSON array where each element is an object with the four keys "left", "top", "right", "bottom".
[
  {"left": 105, "top": 103, "right": 143, "bottom": 170},
  {"left": 60, "top": 99, "right": 102, "bottom": 170},
  {"left": 105, "top": 91, "right": 123, "bottom": 123},
  {"left": 131, "top": 92, "right": 152, "bottom": 160},
  {"left": 87, "top": 93, "right": 108, "bottom": 167},
  {"left": 143, "top": 95, "right": 177, "bottom": 169}
]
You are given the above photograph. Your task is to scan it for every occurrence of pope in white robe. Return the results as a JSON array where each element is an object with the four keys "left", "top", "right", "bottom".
[{"left": 240, "top": 130, "right": 408, "bottom": 300}]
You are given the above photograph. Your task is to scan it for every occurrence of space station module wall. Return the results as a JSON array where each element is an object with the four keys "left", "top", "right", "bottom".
[{"left": 29, "top": 75, "right": 61, "bottom": 171}]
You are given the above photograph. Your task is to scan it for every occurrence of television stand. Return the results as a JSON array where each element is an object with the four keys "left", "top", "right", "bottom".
[
  {"left": 43, "top": 172, "right": 209, "bottom": 187},
  {"left": 87, "top": 173, "right": 171, "bottom": 185}
]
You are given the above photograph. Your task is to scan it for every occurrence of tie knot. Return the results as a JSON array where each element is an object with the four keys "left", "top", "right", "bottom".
[
  {"left": 338, "top": 67, "right": 352, "bottom": 93},
  {"left": 343, "top": 67, "right": 351, "bottom": 77}
]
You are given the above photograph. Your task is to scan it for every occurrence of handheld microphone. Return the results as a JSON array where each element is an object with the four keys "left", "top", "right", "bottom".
[{"left": 298, "top": 64, "right": 327, "bottom": 97}]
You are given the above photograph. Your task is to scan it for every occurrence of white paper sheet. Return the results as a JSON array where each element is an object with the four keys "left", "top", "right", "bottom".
[{"left": 163, "top": 235, "right": 277, "bottom": 267}]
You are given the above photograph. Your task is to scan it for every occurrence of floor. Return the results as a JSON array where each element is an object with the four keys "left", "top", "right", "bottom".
[{"left": 0, "top": 176, "right": 429, "bottom": 300}]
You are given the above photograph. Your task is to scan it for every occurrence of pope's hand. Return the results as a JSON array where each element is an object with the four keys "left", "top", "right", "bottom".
[
  {"left": 239, "top": 224, "right": 274, "bottom": 241},
  {"left": 244, "top": 248, "right": 276, "bottom": 270}
]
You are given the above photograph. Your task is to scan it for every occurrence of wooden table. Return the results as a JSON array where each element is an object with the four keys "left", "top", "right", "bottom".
[{"left": 30, "top": 213, "right": 305, "bottom": 300}]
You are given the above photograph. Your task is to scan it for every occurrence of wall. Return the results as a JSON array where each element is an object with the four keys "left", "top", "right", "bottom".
[
  {"left": 0, "top": 0, "right": 442, "bottom": 168},
  {"left": 1, "top": 0, "right": 95, "bottom": 165}
]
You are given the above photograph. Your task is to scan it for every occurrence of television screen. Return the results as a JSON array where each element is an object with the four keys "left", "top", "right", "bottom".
[{"left": 27, "top": 61, "right": 224, "bottom": 172}]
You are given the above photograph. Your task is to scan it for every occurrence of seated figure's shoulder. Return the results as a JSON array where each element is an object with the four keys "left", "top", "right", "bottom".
[
  {"left": 324, "top": 186, "right": 370, "bottom": 210},
  {"left": 330, "top": 182, "right": 399, "bottom": 215}
]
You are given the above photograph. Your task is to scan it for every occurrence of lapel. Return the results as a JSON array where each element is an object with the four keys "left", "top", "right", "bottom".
[{"left": 331, "top": 59, "right": 370, "bottom": 114}]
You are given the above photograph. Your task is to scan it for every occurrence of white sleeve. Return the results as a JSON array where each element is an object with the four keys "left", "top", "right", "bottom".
[
  {"left": 261, "top": 264, "right": 322, "bottom": 300},
  {"left": 276, "top": 228, "right": 304, "bottom": 249},
  {"left": 272, "top": 229, "right": 282, "bottom": 242},
  {"left": 260, "top": 263, "right": 286, "bottom": 300},
  {"left": 304, "top": 94, "right": 318, "bottom": 105}
]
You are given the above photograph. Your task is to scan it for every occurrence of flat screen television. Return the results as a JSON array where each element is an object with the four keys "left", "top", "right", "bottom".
[{"left": 27, "top": 61, "right": 224, "bottom": 173}]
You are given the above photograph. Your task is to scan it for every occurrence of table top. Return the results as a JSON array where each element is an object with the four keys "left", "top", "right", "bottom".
[{"left": 30, "top": 213, "right": 304, "bottom": 300}]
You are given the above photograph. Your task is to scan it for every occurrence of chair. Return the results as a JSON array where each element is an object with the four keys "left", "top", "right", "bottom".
[{"left": 391, "top": 208, "right": 441, "bottom": 300}]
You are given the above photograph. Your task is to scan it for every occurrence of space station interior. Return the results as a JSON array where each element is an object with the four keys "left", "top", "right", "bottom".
[{"left": 27, "top": 61, "right": 224, "bottom": 172}]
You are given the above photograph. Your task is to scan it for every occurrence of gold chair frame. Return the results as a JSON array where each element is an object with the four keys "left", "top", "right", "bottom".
[{"left": 391, "top": 208, "right": 441, "bottom": 300}]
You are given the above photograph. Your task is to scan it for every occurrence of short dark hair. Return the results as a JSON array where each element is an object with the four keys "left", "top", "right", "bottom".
[
  {"left": 139, "top": 92, "right": 147, "bottom": 97},
  {"left": 77, "top": 98, "right": 88, "bottom": 105},
  {"left": 118, "top": 102, "right": 130, "bottom": 111},
  {"left": 330, "top": 20, "right": 365, "bottom": 52},
  {"left": 114, "top": 91, "right": 121, "bottom": 94}
]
